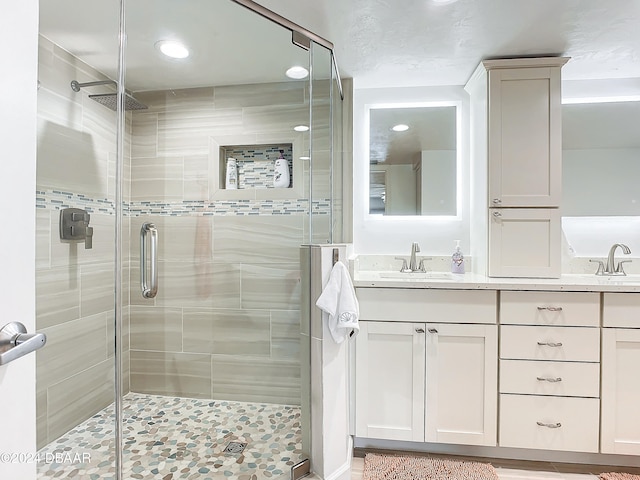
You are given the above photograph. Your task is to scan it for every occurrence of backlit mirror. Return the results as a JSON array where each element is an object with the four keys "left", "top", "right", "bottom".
[
  {"left": 368, "top": 103, "right": 458, "bottom": 216},
  {"left": 563, "top": 99, "right": 640, "bottom": 216}
]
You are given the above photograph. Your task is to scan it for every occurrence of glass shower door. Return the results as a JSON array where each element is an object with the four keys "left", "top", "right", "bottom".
[{"left": 121, "top": 1, "right": 319, "bottom": 478}]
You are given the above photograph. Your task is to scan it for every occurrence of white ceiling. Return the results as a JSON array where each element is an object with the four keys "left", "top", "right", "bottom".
[
  {"left": 256, "top": 0, "right": 640, "bottom": 88},
  {"left": 39, "top": 0, "right": 640, "bottom": 92}
]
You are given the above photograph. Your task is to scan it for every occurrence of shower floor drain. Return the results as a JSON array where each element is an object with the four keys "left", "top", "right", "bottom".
[{"left": 223, "top": 441, "right": 247, "bottom": 454}]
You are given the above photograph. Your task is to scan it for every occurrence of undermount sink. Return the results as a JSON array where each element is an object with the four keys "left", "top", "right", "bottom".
[{"left": 378, "top": 271, "right": 460, "bottom": 282}]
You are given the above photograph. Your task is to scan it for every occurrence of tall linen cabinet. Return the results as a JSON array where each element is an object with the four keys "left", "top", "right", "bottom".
[{"left": 465, "top": 57, "right": 569, "bottom": 278}]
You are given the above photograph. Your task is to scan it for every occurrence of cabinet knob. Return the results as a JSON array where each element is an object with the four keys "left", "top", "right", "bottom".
[
  {"left": 536, "top": 376, "right": 562, "bottom": 383},
  {"left": 415, "top": 328, "right": 425, "bottom": 333},
  {"left": 492, "top": 211, "right": 502, "bottom": 218},
  {"left": 492, "top": 198, "right": 502, "bottom": 204},
  {"left": 536, "top": 421, "right": 562, "bottom": 429},
  {"left": 428, "top": 328, "right": 438, "bottom": 334}
]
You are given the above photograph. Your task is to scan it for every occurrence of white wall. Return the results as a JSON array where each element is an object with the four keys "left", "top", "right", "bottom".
[
  {"left": 0, "top": 0, "right": 38, "bottom": 478},
  {"left": 353, "top": 85, "right": 470, "bottom": 256}
]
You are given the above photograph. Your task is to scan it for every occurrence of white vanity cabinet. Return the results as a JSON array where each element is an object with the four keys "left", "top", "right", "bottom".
[
  {"left": 601, "top": 293, "right": 640, "bottom": 455},
  {"left": 498, "top": 291, "right": 601, "bottom": 453},
  {"left": 354, "top": 288, "right": 498, "bottom": 447},
  {"left": 466, "top": 57, "right": 568, "bottom": 278}
]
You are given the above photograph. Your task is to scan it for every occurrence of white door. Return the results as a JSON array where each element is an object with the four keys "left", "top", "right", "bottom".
[
  {"left": 487, "top": 67, "right": 562, "bottom": 207},
  {"left": 0, "top": 1, "right": 38, "bottom": 478},
  {"left": 488, "top": 208, "right": 560, "bottom": 278},
  {"left": 601, "top": 328, "right": 640, "bottom": 454},
  {"left": 425, "top": 324, "right": 497, "bottom": 446},
  {"left": 355, "top": 321, "right": 425, "bottom": 441}
]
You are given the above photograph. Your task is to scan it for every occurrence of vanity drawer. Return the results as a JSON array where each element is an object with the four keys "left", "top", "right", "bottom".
[
  {"left": 499, "top": 394, "right": 599, "bottom": 453},
  {"left": 500, "top": 359, "right": 600, "bottom": 398},
  {"left": 500, "top": 291, "right": 599, "bottom": 327},
  {"left": 603, "top": 292, "right": 640, "bottom": 328},
  {"left": 356, "top": 288, "right": 496, "bottom": 324},
  {"left": 500, "top": 325, "right": 600, "bottom": 362}
]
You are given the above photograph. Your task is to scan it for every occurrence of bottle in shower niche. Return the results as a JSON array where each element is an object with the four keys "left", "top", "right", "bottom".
[
  {"left": 273, "top": 150, "right": 290, "bottom": 188},
  {"left": 451, "top": 240, "right": 465, "bottom": 274},
  {"left": 225, "top": 158, "right": 238, "bottom": 189}
]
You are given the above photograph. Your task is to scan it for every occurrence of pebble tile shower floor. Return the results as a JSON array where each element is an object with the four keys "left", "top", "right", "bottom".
[{"left": 37, "top": 393, "right": 303, "bottom": 480}]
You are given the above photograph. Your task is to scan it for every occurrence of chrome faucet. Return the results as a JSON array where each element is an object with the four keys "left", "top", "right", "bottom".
[
  {"left": 409, "top": 242, "right": 420, "bottom": 271},
  {"left": 591, "top": 243, "right": 632, "bottom": 276},
  {"left": 395, "top": 242, "right": 431, "bottom": 273}
]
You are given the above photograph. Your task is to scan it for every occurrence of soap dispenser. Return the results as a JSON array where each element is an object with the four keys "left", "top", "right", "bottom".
[{"left": 451, "top": 240, "right": 465, "bottom": 274}]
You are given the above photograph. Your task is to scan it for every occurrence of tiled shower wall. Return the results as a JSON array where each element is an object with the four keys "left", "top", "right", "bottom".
[
  {"left": 126, "top": 83, "right": 332, "bottom": 405},
  {"left": 35, "top": 36, "right": 131, "bottom": 449},
  {"left": 35, "top": 36, "right": 334, "bottom": 449}
]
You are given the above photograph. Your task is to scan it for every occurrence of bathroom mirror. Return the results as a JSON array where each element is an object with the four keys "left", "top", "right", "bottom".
[
  {"left": 562, "top": 99, "right": 640, "bottom": 216},
  {"left": 368, "top": 103, "right": 458, "bottom": 216}
]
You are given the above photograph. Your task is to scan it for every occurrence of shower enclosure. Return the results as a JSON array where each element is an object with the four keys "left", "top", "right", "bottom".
[{"left": 35, "top": 0, "right": 343, "bottom": 478}]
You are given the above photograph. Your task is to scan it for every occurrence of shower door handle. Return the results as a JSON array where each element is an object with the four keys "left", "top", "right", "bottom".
[{"left": 140, "top": 222, "right": 158, "bottom": 299}]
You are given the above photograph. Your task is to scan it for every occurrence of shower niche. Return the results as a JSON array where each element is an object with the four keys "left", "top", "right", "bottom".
[{"left": 210, "top": 137, "right": 304, "bottom": 199}]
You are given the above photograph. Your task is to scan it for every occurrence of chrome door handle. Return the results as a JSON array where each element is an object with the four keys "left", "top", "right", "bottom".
[
  {"left": 140, "top": 222, "right": 158, "bottom": 299},
  {"left": 0, "top": 322, "right": 47, "bottom": 366},
  {"left": 415, "top": 328, "right": 425, "bottom": 333},
  {"left": 427, "top": 328, "right": 438, "bottom": 334}
]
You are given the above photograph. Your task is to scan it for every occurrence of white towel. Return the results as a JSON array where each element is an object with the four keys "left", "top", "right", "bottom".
[{"left": 316, "top": 261, "right": 360, "bottom": 344}]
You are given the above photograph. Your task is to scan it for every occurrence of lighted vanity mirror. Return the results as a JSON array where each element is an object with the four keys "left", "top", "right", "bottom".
[
  {"left": 368, "top": 103, "right": 459, "bottom": 216},
  {"left": 562, "top": 99, "right": 640, "bottom": 216}
]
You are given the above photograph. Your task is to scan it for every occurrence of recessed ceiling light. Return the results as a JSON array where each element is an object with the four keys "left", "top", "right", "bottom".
[
  {"left": 391, "top": 124, "right": 410, "bottom": 132},
  {"left": 294, "top": 125, "right": 310, "bottom": 132},
  {"left": 286, "top": 66, "right": 309, "bottom": 79},
  {"left": 155, "top": 40, "right": 190, "bottom": 59}
]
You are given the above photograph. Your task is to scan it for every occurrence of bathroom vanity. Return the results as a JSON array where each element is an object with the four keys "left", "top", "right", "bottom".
[{"left": 352, "top": 269, "right": 640, "bottom": 462}]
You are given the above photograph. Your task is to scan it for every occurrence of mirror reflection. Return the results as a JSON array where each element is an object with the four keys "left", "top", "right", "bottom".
[
  {"left": 368, "top": 104, "right": 457, "bottom": 216},
  {"left": 563, "top": 100, "right": 640, "bottom": 216}
]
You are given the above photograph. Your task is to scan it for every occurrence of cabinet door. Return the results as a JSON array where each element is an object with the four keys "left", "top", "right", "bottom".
[
  {"left": 355, "top": 321, "right": 425, "bottom": 441},
  {"left": 425, "top": 324, "right": 497, "bottom": 446},
  {"left": 601, "top": 328, "right": 640, "bottom": 454},
  {"left": 488, "top": 208, "right": 560, "bottom": 278},
  {"left": 488, "top": 67, "right": 562, "bottom": 207}
]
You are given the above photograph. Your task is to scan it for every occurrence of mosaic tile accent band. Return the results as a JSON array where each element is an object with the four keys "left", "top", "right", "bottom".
[
  {"left": 37, "top": 393, "right": 303, "bottom": 480},
  {"left": 36, "top": 189, "right": 331, "bottom": 216}
]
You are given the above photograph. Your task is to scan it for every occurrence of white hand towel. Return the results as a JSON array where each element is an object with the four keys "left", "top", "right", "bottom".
[{"left": 316, "top": 261, "right": 360, "bottom": 344}]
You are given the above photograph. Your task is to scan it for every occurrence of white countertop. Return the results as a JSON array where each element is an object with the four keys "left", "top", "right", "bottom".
[{"left": 353, "top": 271, "right": 640, "bottom": 293}]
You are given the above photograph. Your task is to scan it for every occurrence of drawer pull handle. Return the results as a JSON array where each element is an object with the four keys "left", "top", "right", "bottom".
[
  {"left": 537, "top": 421, "right": 562, "bottom": 429},
  {"left": 428, "top": 328, "right": 438, "bottom": 334},
  {"left": 536, "top": 376, "right": 562, "bottom": 383},
  {"left": 537, "top": 306, "right": 563, "bottom": 312},
  {"left": 537, "top": 341, "right": 563, "bottom": 347},
  {"left": 415, "top": 328, "right": 425, "bottom": 333}
]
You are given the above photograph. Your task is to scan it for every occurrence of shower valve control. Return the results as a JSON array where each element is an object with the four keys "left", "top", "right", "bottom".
[{"left": 60, "top": 208, "right": 93, "bottom": 249}]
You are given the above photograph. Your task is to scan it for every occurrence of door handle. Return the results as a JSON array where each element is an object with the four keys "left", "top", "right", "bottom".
[
  {"left": 140, "top": 222, "right": 158, "bottom": 299},
  {"left": 0, "top": 322, "right": 47, "bottom": 366}
]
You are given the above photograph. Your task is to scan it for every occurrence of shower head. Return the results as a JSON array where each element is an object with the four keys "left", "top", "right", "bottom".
[
  {"left": 70, "top": 79, "right": 148, "bottom": 111},
  {"left": 89, "top": 93, "right": 148, "bottom": 111}
]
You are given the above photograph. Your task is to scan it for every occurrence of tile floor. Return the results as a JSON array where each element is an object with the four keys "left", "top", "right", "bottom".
[{"left": 37, "top": 393, "right": 302, "bottom": 480}]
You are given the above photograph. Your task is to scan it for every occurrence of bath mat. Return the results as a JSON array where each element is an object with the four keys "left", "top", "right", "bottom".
[
  {"left": 600, "top": 474, "right": 640, "bottom": 480},
  {"left": 362, "top": 453, "right": 499, "bottom": 480}
]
